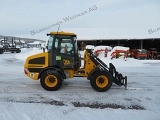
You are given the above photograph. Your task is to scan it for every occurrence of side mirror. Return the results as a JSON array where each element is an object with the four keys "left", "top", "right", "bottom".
[
  {"left": 73, "top": 37, "right": 77, "bottom": 43},
  {"left": 43, "top": 48, "right": 45, "bottom": 52},
  {"left": 46, "top": 45, "right": 48, "bottom": 50}
]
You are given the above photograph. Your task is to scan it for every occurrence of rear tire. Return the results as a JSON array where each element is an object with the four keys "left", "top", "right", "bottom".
[
  {"left": 40, "top": 70, "right": 62, "bottom": 91},
  {"left": 90, "top": 71, "right": 113, "bottom": 92}
]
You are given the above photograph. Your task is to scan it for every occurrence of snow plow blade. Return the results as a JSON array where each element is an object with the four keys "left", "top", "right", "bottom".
[{"left": 109, "top": 63, "right": 127, "bottom": 89}]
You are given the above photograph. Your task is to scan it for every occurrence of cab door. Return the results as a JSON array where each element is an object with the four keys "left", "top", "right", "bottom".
[{"left": 49, "top": 35, "right": 80, "bottom": 70}]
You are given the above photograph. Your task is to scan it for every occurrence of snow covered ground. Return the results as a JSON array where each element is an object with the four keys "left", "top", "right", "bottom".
[{"left": 0, "top": 48, "right": 160, "bottom": 120}]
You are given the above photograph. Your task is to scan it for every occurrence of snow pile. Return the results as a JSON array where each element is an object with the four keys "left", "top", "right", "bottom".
[
  {"left": 100, "top": 56, "right": 147, "bottom": 68},
  {"left": 28, "top": 41, "right": 42, "bottom": 44},
  {"left": 15, "top": 48, "right": 43, "bottom": 61},
  {"left": 111, "top": 46, "right": 129, "bottom": 52},
  {"left": 108, "top": 46, "right": 129, "bottom": 57},
  {"left": 94, "top": 45, "right": 112, "bottom": 51},
  {"left": 85, "top": 45, "right": 95, "bottom": 50},
  {"left": 91, "top": 46, "right": 142, "bottom": 67},
  {"left": 14, "top": 46, "right": 160, "bottom": 68},
  {"left": 93, "top": 46, "right": 129, "bottom": 59}
]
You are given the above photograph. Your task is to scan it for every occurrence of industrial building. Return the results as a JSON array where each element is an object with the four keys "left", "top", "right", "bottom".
[
  {"left": 1, "top": 34, "right": 160, "bottom": 52},
  {"left": 77, "top": 38, "right": 160, "bottom": 51}
]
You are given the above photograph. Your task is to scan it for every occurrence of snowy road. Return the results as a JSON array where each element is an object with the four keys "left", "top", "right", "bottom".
[{"left": 0, "top": 52, "right": 160, "bottom": 120}]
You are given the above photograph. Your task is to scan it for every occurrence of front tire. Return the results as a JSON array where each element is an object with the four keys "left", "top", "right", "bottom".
[
  {"left": 90, "top": 71, "right": 113, "bottom": 92},
  {"left": 40, "top": 70, "right": 62, "bottom": 91}
]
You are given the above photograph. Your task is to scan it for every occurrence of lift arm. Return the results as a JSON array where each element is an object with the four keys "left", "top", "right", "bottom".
[{"left": 86, "top": 49, "right": 127, "bottom": 89}]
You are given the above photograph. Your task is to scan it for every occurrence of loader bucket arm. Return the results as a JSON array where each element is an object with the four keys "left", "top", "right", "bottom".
[{"left": 86, "top": 49, "right": 127, "bottom": 89}]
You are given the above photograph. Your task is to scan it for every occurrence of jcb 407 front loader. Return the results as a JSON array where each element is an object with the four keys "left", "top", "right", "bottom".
[{"left": 24, "top": 31, "right": 127, "bottom": 92}]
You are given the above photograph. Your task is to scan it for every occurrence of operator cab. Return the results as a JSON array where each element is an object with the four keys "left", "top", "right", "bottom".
[{"left": 46, "top": 31, "right": 81, "bottom": 69}]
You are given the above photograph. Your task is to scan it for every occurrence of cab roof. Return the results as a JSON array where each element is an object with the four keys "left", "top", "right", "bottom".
[{"left": 49, "top": 31, "right": 76, "bottom": 36}]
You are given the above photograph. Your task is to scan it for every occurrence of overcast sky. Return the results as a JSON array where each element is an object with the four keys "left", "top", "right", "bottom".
[{"left": 0, "top": 0, "right": 160, "bottom": 40}]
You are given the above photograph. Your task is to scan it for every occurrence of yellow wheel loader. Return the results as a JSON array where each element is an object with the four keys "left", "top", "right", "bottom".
[{"left": 24, "top": 31, "right": 127, "bottom": 92}]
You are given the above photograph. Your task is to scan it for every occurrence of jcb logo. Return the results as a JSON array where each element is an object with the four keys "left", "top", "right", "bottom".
[{"left": 63, "top": 59, "right": 71, "bottom": 66}]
